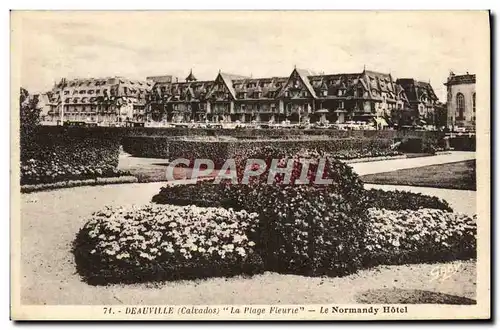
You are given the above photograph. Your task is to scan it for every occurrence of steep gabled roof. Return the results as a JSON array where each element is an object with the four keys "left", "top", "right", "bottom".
[
  {"left": 414, "top": 81, "right": 438, "bottom": 101},
  {"left": 295, "top": 68, "right": 317, "bottom": 98},
  {"left": 396, "top": 78, "right": 438, "bottom": 103},
  {"left": 218, "top": 72, "right": 244, "bottom": 99}
]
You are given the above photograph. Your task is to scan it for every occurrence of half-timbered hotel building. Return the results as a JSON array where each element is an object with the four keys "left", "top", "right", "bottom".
[
  {"left": 43, "top": 67, "right": 439, "bottom": 127},
  {"left": 146, "top": 67, "right": 438, "bottom": 126}
]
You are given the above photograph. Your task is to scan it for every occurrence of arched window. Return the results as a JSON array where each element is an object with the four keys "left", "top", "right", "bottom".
[
  {"left": 456, "top": 93, "right": 465, "bottom": 120},
  {"left": 473, "top": 93, "right": 476, "bottom": 113}
]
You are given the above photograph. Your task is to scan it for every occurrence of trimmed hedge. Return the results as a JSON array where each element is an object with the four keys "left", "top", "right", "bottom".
[
  {"left": 365, "top": 208, "right": 476, "bottom": 266},
  {"left": 151, "top": 182, "right": 227, "bottom": 207},
  {"left": 73, "top": 204, "right": 263, "bottom": 285},
  {"left": 449, "top": 135, "right": 476, "bottom": 151},
  {"left": 364, "top": 189, "right": 453, "bottom": 212},
  {"left": 122, "top": 137, "right": 397, "bottom": 166},
  {"left": 236, "top": 184, "right": 369, "bottom": 277},
  {"left": 20, "top": 128, "right": 123, "bottom": 185}
]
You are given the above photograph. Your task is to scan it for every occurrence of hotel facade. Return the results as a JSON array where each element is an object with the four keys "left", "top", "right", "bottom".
[{"left": 44, "top": 67, "right": 439, "bottom": 127}]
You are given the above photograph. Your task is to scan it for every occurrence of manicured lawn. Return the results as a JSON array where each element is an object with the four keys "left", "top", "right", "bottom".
[{"left": 360, "top": 160, "right": 476, "bottom": 191}]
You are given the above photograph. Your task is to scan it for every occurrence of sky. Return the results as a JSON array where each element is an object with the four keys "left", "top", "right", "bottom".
[{"left": 12, "top": 11, "right": 490, "bottom": 101}]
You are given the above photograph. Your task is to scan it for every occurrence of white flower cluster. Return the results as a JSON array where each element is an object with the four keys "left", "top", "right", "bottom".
[
  {"left": 83, "top": 204, "right": 259, "bottom": 264},
  {"left": 366, "top": 208, "right": 477, "bottom": 252}
]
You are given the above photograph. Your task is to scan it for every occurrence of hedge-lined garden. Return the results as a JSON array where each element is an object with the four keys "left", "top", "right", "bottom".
[
  {"left": 73, "top": 147, "right": 476, "bottom": 285},
  {"left": 20, "top": 128, "right": 129, "bottom": 185}
]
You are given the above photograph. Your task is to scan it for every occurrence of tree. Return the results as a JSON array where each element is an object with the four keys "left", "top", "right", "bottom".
[{"left": 20, "top": 87, "right": 41, "bottom": 152}]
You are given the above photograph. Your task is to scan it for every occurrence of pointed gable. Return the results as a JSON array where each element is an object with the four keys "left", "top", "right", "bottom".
[
  {"left": 278, "top": 68, "right": 317, "bottom": 98},
  {"left": 206, "top": 72, "right": 237, "bottom": 101}
]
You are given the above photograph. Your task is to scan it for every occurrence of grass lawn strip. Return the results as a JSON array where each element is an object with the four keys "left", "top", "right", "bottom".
[{"left": 360, "top": 160, "right": 476, "bottom": 191}]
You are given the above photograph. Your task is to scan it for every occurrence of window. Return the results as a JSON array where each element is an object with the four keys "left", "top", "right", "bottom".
[
  {"left": 64, "top": 91, "right": 69, "bottom": 95},
  {"left": 285, "top": 91, "right": 290, "bottom": 97},
  {"left": 80, "top": 90, "right": 86, "bottom": 94},
  {"left": 322, "top": 90, "right": 328, "bottom": 97},
  {"left": 96, "top": 89, "right": 101, "bottom": 94},
  {"left": 88, "top": 90, "right": 94, "bottom": 94},
  {"left": 339, "top": 101, "right": 344, "bottom": 109},
  {"left": 456, "top": 93, "right": 465, "bottom": 119},
  {"left": 337, "top": 89, "right": 343, "bottom": 97},
  {"left": 473, "top": 93, "right": 476, "bottom": 113}
]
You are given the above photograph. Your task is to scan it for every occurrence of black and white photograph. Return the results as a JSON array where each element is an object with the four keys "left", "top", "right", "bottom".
[{"left": 10, "top": 10, "right": 490, "bottom": 320}]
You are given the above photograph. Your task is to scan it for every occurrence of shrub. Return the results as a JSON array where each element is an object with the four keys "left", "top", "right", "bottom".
[
  {"left": 122, "top": 137, "right": 396, "bottom": 166},
  {"left": 223, "top": 149, "right": 370, "bottom": 276},
  {"left": 449, "top": 135, "right": 476, "bottom": 151},
  {"left": 21, "top": 157, "right": 130, "bottom": 185},
  {"left": 20, "top": 128, "right": 123, "bottom": 185},
  {"left": 151, "top": 181, "right": 227, "bottom": 207},
  {"left": 73, "top": 204, "right": 263, "bottom": 284},
  {"left": 247, "top": 185, "right": 369, "bottom": 277},
  {"left": 364, "top": 189, "right": 453, "bottom": 212},
  {"left": 365, "top": 208, "right": 476, "bottom": 266}
]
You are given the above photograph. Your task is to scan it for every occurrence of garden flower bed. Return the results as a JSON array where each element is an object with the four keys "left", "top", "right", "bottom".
[
  {"left": 74, "top": 147, "right": 475, "bottom": 284},
  {"left": 365, "top": 208, "right": 476, "bottom": 266},
  {"left": 20, "top": 127, "right": 125, "bottom": 185},
  {"left": 73, "top": 204, "right": 264, "bottom": 285},
  {"left": 21, "top": 175, "right": 139, "bottom": 193}
]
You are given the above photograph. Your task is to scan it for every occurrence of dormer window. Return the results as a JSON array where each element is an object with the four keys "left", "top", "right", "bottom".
[
  {"left": 322, "top": 90, "right": 328, "bottom": 97},
  {"left": 337, "top": 89, "right": 343, "bottom": 97}
]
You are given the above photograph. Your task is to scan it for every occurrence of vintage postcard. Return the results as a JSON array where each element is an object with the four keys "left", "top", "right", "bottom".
[{"left": 10, "top": 10, "right": 490, "bottom": 320}]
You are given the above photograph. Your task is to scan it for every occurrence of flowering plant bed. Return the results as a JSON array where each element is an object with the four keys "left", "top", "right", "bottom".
[
  {"left": 364, "top": 189, "right": 453, "bottom": 212},
  {"left": 21, "top": 129, "right": 122, "bottom": 185},
  {"left": 21, "top": 176, "right": 139, "bottom": 193},
  {"left": 365, "top": 208, "right": 476, "bottom": 266},
  {"left": 21, "top": 157, "right": 131, "bottom": 185},
  {"left": 73, "top": 204, "right": 263, "bottom": 285}
]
